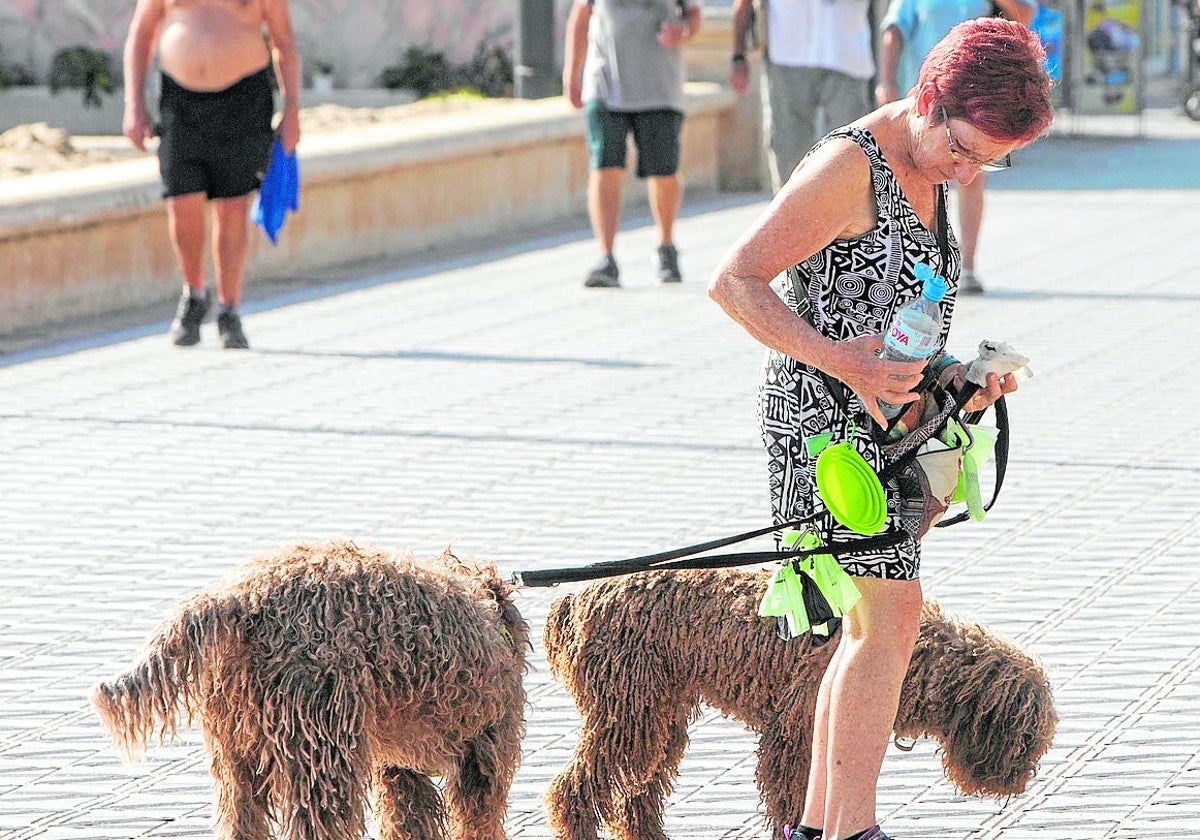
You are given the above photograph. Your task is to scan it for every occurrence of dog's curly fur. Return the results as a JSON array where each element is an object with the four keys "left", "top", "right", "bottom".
[
  {"left": 92, "top": 541, "right": 529, "bottom": 840},
  {"left": 544, "top": 568, "right": 1056, "bottom": 840}
]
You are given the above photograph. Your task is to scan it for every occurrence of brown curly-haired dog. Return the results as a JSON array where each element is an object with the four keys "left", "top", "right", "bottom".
[
  {"left": 92, "top": 541, "right": 529, "bottom": 840},
  {"left": 544, "top": 568, "right": 1056, "bottom": 840}
]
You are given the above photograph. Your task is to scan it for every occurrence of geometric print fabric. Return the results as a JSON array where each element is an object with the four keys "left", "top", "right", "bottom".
[{"left": 756, "top": 126, "right": 961, "bottom": 580}]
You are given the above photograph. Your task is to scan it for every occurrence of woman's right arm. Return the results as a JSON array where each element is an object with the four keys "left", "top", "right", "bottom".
[{"left": 708, "top": 140, "right": 925, "bottom": 425}]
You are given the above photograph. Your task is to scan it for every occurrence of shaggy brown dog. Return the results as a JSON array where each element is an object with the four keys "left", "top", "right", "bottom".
[
  {"left": 544, "top": 568, "right": 1056, "bottom": 840},
  {"left": 92, "top": 541, "right": 529, "bottom": 840}
]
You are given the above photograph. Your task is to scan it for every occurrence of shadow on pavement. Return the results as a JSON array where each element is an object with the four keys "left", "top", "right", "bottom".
[
  {"left": 252, "top": 348, "right": 651, "bottom": 368},
  {"left": 0, "top": 190, "right": 766, "bottom": 369}
]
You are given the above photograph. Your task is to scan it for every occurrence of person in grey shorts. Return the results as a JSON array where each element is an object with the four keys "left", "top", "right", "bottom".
[
  {"left": 730, "top": 0, "right": 874, "bottom": 192},
  {"left": 563, "top": 0, "right": 702, "bottom": 288}
]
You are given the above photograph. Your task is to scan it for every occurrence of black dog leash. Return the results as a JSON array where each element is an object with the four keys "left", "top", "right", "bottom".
[{"left": 511, "top": 519, "right": 906, "bottom": 587}]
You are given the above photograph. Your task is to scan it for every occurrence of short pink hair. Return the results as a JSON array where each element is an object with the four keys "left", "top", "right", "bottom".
[{"left": 916, "top": 18, "right": 1054, "bottom": 143}]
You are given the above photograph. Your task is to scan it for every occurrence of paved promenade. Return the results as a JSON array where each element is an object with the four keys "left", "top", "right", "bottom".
[{"left": 1, "top": 108, "right": 1198, "bottom": 840}]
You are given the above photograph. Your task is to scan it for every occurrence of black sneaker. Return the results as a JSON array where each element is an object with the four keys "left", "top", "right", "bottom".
[
  {"left": 584, "top": 253, "right": 620, "bottom": 288},
  {"left": 217, "top": 310, "right": 250, "bottom": 350},
  {"left": 656, "top": 243, "right": 682, "bottom": 283},
  {"left": 170, "top": 288, "right": 211, "bottom": 347}
]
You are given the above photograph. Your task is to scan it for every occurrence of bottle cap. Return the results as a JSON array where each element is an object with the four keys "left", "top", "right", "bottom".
[
  {"left": 922, "top": 274, "right": 947, "bottom": 303},
  {"left": 913, "top": 262, "right": 947, "bottom": 303}
]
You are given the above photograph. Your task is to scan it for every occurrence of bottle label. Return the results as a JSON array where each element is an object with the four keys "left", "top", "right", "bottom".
[{"left": 883, "top": 311, "right": 939, "bottom": 359}]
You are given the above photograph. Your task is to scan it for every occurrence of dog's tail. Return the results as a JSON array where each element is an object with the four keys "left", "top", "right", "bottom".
[
  {"left": 441, "top": 550, "right": 532, "bottom": 656},
  {"left": 481, "top": 562, "right": 532, "bottom": 656},
  {"left": 91, "top": 592, "right": 243, "bottom": 762}
]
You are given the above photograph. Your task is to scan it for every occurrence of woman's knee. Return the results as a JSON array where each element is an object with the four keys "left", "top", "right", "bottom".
[{"left": 846, "top": 579, "right": 923, "bottom": 647}]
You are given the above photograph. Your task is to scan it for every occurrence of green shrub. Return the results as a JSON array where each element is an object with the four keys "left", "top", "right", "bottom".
[
  {"left": 49, "top": 46, "right": 115, "bottom": 107},
  {"left": 379, "top": 46, "right": 453, "bottom": 98},
  {"left": 380, "top": 41, "right": 513, "bottom": 99}
]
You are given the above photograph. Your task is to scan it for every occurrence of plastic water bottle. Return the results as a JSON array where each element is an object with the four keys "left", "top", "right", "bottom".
[{"left": 878, "top": 263, "right": 947, "bottom": 420}]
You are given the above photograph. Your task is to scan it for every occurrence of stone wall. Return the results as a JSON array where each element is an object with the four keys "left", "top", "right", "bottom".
[
  {"left": 0, "top": 83, "right": 746, "bottom": 338},
  {"left": 0, "top": 0, "right": 572, "bottom": 90}
]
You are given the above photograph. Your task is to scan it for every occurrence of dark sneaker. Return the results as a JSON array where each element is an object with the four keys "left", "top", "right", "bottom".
[
  {"left": 217, "top": 311, "right": 250, "bottom": 350},
  {"left": 858, "top": 826, "right": 893, "bottom": 840},
  {"left": 656, "top": 243, "right": 682, "bottom": 283},
  {"left": 960, "top": 269, "right": 985, "bottom": 295},
  {"left": 584, "top": 253, "right": 620, "bottom": 288},
  {"left": 170, "top": 288, "right": 211, "bottom": 347}
]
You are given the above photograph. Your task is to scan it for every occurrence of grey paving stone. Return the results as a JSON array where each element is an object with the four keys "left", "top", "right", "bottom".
[{"left": 1, "top": 118, "right": 1199, "bottom": 839}]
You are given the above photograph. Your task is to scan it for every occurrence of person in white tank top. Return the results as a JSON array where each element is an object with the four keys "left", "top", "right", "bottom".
[{"left": 731, "top": 0, "right": 875, "bottom": 191}]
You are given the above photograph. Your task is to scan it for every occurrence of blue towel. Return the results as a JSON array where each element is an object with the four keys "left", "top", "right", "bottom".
[{"left": 252, "top": 139, "right": 299, "bottom": 244}]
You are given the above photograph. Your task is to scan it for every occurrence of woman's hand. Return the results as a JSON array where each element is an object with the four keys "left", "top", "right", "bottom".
[
  {"left": 962, "top": 370, "right": 1019, "bottom": 412},
  {"left": 824, "top": 334, "right": 926, "bottom": 428}
]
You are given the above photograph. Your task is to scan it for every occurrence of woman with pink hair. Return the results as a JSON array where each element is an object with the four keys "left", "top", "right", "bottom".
[{"left": 709, "top": 19, "right": 1053, "bottom": 840}]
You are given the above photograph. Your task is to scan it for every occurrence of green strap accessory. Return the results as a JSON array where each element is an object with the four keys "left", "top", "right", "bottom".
[
  {"left": 952, "top": 422, "right": 999, "bottom": 521},
  {"left": 759, "top": 530, "right": 862, "bottom": 639}
]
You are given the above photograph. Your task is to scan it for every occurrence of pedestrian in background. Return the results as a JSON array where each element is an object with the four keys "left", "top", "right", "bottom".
[
  {"left": 709, "top": 19, "right": 1052, "bottom": 840},
  {"left": 730, "top": 0, "right": 875, "bottom": 192},
  {"left": 875, "top": 0, "right": 1035, "bottom": 294},
  {"left": 563, "top": 0, "right": 702, "bottom": 288},
  {"left": 123, "top": 0, "right": 302, "bottom": 349}
]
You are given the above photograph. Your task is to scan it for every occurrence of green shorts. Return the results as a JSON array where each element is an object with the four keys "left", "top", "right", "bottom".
[{"left": 585, "top": 101, "right": 683, "bottom": 178}]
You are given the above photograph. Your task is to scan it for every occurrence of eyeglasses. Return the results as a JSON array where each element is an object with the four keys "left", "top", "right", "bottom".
[{"left": 940, "top": 106, "right": 1011, "bottom": 172}]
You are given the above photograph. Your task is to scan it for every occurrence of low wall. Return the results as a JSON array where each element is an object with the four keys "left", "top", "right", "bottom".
[
  {"left": 0, "top": 83, "right": 745, "bottom": 337},
  {"left": 0, "top": 86, "right": 421, "bottom": 135}
]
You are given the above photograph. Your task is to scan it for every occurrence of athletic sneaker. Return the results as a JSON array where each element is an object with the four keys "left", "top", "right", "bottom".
[
  {"left": 584, "top": 253, "right": 620, "bottom": 288},
  {"left": 170, "top": 288, "right": 211, "bottom": 347},
  {"left": 656, "top": 243, "right": 682, "bottom": 282},
  {"left": 217, "top": 311, "right": 250, "bottom": 350},
  {"left": 960, "top": 269, "right": 985, "bottom": 295}
]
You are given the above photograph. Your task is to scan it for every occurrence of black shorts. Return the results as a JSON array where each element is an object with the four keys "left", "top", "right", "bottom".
[
  {"left": 157, "top": 68, "right": 274, "bottom": 200},
  {"left": 585, "top": 101, "right": 682, "bottom": 178}
]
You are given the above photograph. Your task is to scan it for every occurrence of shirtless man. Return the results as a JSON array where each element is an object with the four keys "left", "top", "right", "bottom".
[{"left": 123, "top": 0, "right": 301, "bottom": 349}]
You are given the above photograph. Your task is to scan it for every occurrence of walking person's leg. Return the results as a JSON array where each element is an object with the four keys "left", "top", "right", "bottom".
[
  {"left": 635, "top": 109, "right": 685, "bottom": 282},
  {"left": 167, "top": 193, "right": 208, "bottom": 294},
  {"left": 956, "top": 175, "right": 986, "bottom": 293},
  {"left": 799, "top": 639, "right": 846, "bottom": 834},
  {"left": 211, "top": 196, "right": 251, "bottom": 308},
  {"left": 588, "top": 169, "right": 623, "bottom": 259},
  {"left": 210, "top": 195, "right": 252, "bottom": 348},
  {"left": 765, "top": 62, "right": 819, "bottom": 192},
  {"left": 166, "top": 193, "right": 212, "bottom": 346},
  {"left": 820, "top": 71, "right": 872, "bottom": 139},
  {"left": 583, "top": 100, "right": 627, "bottom": 287},
  {"left": 647, "top": 175, "right": 680, "bottom": 247},
  {"left": 816, "top": 577, "right": 923, "bottom": 840}
]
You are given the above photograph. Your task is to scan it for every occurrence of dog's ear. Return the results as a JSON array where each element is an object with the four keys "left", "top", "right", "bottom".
[{"left": 543, "top": 594, "right": 576, "bottom": 677}]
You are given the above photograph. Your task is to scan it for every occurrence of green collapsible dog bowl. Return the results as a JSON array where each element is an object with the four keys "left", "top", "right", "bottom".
[{"left": 815, "top": 443, "right": 888, "bottom": 535}]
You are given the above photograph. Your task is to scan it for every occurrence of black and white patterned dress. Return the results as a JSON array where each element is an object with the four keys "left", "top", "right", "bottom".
[{"left": 758, "top": 126, "right": 960, "bottom": 580}]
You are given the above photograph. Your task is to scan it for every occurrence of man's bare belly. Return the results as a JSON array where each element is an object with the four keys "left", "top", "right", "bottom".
[{"left": 158, "top": 6, "right": 270, "bottom": 91}]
